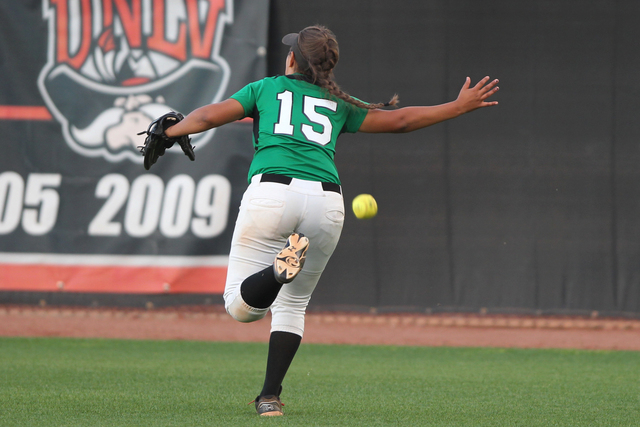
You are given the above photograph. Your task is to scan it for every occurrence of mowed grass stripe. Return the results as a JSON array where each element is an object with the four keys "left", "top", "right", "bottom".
[{"left": 0, "top": 337, "right": 638, "bottom": 426}]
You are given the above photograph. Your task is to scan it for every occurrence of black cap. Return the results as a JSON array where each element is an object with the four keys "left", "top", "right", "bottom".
[
  {"left": 282, "top": 32, "right": 310, "bottom": 71},
  {"left": 282, "top": 33, "right": 298, "bottom": 46}
]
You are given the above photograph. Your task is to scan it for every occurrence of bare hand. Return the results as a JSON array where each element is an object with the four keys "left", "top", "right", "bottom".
[{"left": 456, "top": 76, "right": 499, "bottom": 114}]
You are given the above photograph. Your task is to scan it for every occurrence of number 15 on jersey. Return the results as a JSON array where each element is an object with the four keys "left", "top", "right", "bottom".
[{"left": 273, "top": 90, "right": 338, "bottom": 146}]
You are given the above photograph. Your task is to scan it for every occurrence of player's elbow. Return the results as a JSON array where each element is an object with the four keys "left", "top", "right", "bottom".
[
  {"left": 394, "top": 120, "right": 411, "bottom": 133},
  {"left": 387, "top": 107, "right": 427, "bottom": 133},
  {"left": 391, "top": 112, "right": 413, "bottom": 133}
]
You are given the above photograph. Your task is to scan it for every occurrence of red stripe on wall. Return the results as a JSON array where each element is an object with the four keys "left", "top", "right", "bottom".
[
  {"left": 0, "top": 107, "right": 253, "bottom": 122},
  {"left": 0, "top": 264, "right": 226, "bottom": 294},
  {"left": 0, "top": 106, "right": 53, "bottom": 120}
]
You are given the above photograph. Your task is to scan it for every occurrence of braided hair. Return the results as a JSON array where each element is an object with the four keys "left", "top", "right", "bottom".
[{"left": 294, "top": 26, "right": 398, "bottom": 110}]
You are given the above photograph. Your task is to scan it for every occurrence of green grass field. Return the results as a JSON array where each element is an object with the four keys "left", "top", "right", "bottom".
[{"left": 0, "top": 337, "right": 638, "bottom": 426}]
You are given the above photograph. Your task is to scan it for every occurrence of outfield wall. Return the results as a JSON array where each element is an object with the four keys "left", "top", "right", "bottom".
[
  {"left": 0, "top": 1, "right": 265, "bottom": 298},
  {"left": 2, "top": 1, "right": 640, "bottom": 315},
  {"left": 268, "top": 0, "right": 640, "bottom": 315}
]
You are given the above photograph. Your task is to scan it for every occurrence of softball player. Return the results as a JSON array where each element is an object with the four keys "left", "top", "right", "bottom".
[{"left": 165, "top": 25, "right": 499, "bottom": 416}]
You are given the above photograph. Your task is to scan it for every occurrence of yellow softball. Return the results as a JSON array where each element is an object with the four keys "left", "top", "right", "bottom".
[{"left": 352, "top": 194, "right": 378, "bottom": 219}]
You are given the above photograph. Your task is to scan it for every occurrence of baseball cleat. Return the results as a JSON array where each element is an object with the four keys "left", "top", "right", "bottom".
[
  {"left": 273, "top": 233, "right": 309, "bottom": 284},
  {"left": 254, "top": 394, "right": 284, "bottom": 416}
]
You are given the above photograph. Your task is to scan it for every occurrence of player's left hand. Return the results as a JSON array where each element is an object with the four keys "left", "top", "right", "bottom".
[
  {"left": 137, "top": 112, "right": 195, "bottom": 170},
  {"left": 456, "top": 76, "right": 499, "bottom": 113}
]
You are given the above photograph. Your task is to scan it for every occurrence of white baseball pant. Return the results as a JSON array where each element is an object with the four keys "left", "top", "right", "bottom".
[{"left": 224, "top": 174, "right": 345, "bottom": 337}]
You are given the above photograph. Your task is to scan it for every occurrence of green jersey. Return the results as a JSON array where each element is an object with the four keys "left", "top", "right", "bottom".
[{"left": 230, "top": 74, "right": 368, "bottom": 184}]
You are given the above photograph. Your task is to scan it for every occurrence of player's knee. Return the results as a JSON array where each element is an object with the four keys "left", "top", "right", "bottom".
[{"left": 226, "top": 294, "right": 269, "bottom": 323}]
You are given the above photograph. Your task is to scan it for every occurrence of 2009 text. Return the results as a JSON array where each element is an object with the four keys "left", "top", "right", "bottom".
[
  {"left": 89, "top": 173, "right": 231, "bottom": 238},
  {"left": 0, "top": 172, "right": 232, "bottom": 239}
]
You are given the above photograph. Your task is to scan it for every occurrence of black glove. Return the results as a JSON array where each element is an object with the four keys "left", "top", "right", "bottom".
[{"left": 137, "top": 112, "right": 195, "bottom": 170}]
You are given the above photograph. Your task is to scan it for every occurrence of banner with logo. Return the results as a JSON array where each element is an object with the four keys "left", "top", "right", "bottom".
[{"left": 0, "top": 1, "right": 268, "bottom": 294}]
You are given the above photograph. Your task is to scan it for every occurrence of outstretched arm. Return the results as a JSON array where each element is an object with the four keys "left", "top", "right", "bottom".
[
  {"left": 164, "top": 99, "right": 246, "bottom": 138},
  {"left": 358, "top": 76, "right": 499, "bottom": 134}
]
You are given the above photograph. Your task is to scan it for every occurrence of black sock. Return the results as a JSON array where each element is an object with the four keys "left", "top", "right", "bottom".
[
  {"left": 260, "top": 331, "right": 302, "bottom": 397},
  {"left": 240, "top": 266, "right": 282, "bottom": 309}
]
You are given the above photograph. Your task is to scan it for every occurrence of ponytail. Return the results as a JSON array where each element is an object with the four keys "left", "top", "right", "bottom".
[{"left": 296, "top": 26, "right": 399, "bottom": 110}]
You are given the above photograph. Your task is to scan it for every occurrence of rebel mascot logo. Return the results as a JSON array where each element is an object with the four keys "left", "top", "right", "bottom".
[{"left": 38, "top": 0, "right": 233, "bottom": 163}]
